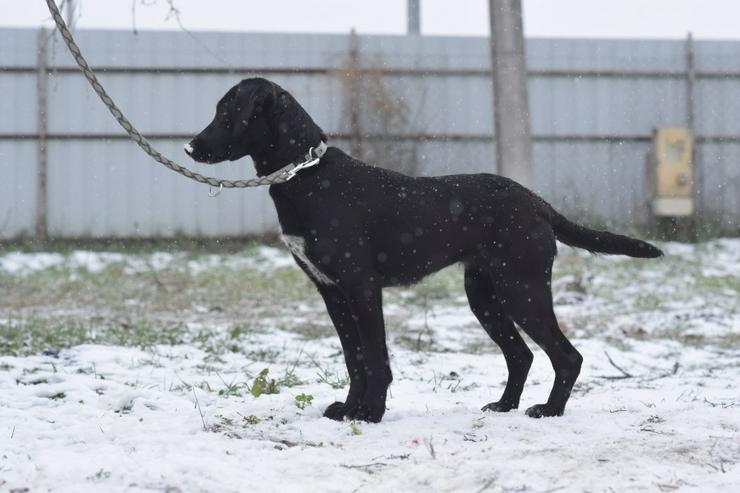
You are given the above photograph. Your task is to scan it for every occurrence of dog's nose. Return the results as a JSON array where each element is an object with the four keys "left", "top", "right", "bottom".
[{"left": 184, "top": 141, "right": 195, "bottom": 156}]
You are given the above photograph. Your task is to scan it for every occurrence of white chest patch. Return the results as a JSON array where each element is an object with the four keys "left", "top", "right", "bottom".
[{"left": 281, "top": 234, "right": 335, "bottom": 285}]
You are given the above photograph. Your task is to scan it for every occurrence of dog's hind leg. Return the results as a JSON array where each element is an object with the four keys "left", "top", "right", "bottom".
[
  {"left": 465, "top": 265, "right": 533, "bottom": 412},
  {"left": 498, "top": 264, "right": 583, "bottom": 418},
  {"left": 314, "top": 283, "right": 367, "bottom": 421}
]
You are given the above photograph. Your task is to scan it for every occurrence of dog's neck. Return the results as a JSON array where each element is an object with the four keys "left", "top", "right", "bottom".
[{"left": 252, "top": 133, "right": 324, "bottom": 177}]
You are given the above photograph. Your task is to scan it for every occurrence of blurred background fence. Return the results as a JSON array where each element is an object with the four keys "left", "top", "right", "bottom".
[{"left": 1, "top": 27, "right": 739, "bottom": 239}]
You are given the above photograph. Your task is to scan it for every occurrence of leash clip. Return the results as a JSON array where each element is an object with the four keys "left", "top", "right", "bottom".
[
  {"left": 208, "top": 183, "right": 223, "bottom": 197},
  {"left": 285, "top": 146, "right": 321, "bottom": 181}
]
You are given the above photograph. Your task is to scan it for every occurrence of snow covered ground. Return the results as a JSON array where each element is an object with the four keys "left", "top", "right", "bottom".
[{"left": 1, "top": 240, "right": 738, "bottom": 492}]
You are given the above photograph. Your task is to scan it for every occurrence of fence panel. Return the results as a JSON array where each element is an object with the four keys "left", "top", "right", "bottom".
[{"left": 1, "top": 28, "right": 738, "bottom": 238}]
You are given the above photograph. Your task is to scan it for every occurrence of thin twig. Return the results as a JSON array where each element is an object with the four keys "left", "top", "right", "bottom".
[
  {"left": 163, "top": 0, "right": 234, "bottom": 68},
  {"left": 656, "top": 483, "right": 680, "bottom": 491},
  {"left": 264, "top": 435, "right": 323, "bottom": 448},
  {"left": 640, "top": 426, "right": 673, "bottom": 435},
  {"left": 425, "top": 436, "right": 436, "bottom": 459},
  {"left": 476, "top": 476, "right": 497, "bottom": 493},
  {"left": 604, "top": 351, "right": 633, "bottom": 378},
  {"left": 598, "top": 358, "right": 680, "bottom": 382},
  {"left": 340, "top": 462, "right": 390, "bottom": 474},
  {"left": 192, "top": 387, "right": 207, "bottom": 431},
  {"left": 642, "top": 361, "right": 680, "bottom": 381}
]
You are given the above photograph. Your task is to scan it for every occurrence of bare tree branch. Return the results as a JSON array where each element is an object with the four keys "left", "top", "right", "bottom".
[{"left": 127, "top": 0, "right": 234, "bottom": 67}]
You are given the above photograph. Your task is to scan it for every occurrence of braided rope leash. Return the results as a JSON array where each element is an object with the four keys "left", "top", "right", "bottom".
[{"left": 44, "top": 0, "right": 321, "bottom": 189}]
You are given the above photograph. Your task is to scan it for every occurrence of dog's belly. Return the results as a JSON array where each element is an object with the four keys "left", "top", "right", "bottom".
[
  {"left": 370, "top": 232, "right": 465, "bottom": 286},
  {"left": 280, "top": 234, "right": 335, "bottom": 285}
]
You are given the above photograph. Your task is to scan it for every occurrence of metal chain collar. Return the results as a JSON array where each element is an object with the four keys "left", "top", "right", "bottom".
[{"left": 44, "top": 0, "right": 324, "bottom": 190}]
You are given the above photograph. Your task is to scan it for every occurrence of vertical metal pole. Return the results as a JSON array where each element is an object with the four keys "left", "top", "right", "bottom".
[
  {"left": 489, "top": 0, "right": 533, "bottom": 188},
  {"left": 348, "top": 29, "right": 363, "bottom": 159},
  {"left": 686, "top": 33, "right": 696, "bottom": 134},
  {"left": 407, "top": 0, "right": 421, "bottom": 35},
  {"left": 686, "top": 32, "right": 701, "bottom": 224},
  {"left": 36, "top": 28, "right": 49, "bottom": 242}
]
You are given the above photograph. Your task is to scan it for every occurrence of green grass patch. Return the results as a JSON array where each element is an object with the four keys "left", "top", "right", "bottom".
[
  {"left": 2, "top": 239, "right": 738, "bottom": 358},
  {"left": 0, "top": 317, "right": 193, "bottom": 356}
]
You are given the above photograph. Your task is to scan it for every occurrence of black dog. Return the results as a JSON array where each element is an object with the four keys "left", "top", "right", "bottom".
[{"left": 186, "top": 78, "right": 662, "bottom": 423}]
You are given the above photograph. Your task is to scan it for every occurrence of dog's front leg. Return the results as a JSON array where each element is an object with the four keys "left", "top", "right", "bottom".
[
  {"left": 315, "top": 284, "right": 366, "bottom": 421},
  {"left": 342, "top": 282, "right": 392, "bottom": 423}
]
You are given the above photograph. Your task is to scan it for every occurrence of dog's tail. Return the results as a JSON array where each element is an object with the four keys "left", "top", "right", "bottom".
[{"left": 550, "top": 210, "right": 663, "bottom": 258}]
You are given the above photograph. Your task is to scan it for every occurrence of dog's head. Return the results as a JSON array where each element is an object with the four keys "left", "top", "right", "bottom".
[{"left": 185, "top": 78, "right": 326, "bottom": 174}]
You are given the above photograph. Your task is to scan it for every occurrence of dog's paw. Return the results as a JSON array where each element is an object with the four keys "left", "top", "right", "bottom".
[
  {"left": 323, "top": 401, "right": 348, "bottom": 421},
  {"left": 525, "top": 403, "right": 564, "bottom": 418},
  {"left": 345, "top": 401, "right": 385, "bottom": 423},
  {"left": 481, "top": 400, "right": 518, "bottom": 413},
  {"left": 323, "top": 399, "right": 362, "bottom": 421}
]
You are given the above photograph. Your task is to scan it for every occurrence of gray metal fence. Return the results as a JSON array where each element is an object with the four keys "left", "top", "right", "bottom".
[{"left": 1, "top": 28, "right": 738, "bottom": 239}]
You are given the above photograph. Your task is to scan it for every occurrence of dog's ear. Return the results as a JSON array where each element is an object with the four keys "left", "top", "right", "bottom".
[
  {"left": 268, "top": 85, "right": 327, "bottom": 144},
  {"left": 269, "top": 87, "right": 298, "bottom": 126},
  {"left": 233, "top": 78, "right": 279, "bottom": 125}
]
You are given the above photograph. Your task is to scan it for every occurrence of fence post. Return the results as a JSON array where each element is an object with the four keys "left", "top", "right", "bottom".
[
  {"left": 407, "top": 0, "right": 421, "bottom": 35},
  {"left": 348, "top": 29, "right": 363, "bottom": 159},
  {"left": 36, "top": 28, "right": 49, "bottom": 242},
  {"left": 686, "top": 32, "right": 701, "bottom": 226},
  {"left": 489, "top": 0, "right": 533, "bottom": 189}
]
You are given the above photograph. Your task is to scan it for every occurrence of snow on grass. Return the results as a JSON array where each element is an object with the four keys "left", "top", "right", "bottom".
[
  {"left": 0, "top": 245, "right": 291, "bottom": 277},
  {"left": 0, "top": 252, "right": 66, "bottom": 275},
  {"left": 1, "top": 239, "right": 739, "bottom": 492}
]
